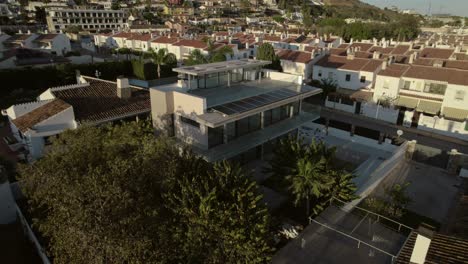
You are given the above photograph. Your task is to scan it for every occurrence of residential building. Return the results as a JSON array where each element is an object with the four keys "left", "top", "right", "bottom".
[
  {"left": 2, "top": 74, "right": 151, "bottom": 160},
  {"left": 276, "top": 48, "right": 325, "bottom": 79},
  {"left": 46, "top": 8, "right": 129, "bottom": 33},
  {"left": 150, "top": 59, "right": 322, "bottom": 162}
]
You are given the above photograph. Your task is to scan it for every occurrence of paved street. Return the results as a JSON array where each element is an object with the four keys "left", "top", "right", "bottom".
[{"left": 320, "top": 107, "right": 468, "bottom": 153}]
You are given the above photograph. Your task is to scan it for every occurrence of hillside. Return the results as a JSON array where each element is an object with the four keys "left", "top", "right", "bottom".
[{"left": 322, "top": 0, "right": 416, "bottom": 22}]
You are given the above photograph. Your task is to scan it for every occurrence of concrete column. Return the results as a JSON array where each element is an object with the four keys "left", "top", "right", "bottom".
[
  {"left": 405, "top": 140, "right": 417, "bottom": 160},
  {"left": 223, "top": 124, "right": 229, "bottom": 144},
  {"left": 447, "top": 149, "right": 461, "bottom": 175},
  {"left": 188, "top": 75, "right": 191, "bottom": 90},
  {"left": 227, "top": 70, "right": 231, "bottom": 87},
  {"left": 350, "top": 125, "right": 355, "bottom": 137},
  {"left": 378, "top": 132, "right": 384, "bottom": 144},
  {"left": 260, "top": 111, "right": 265, "bottom": 129},
  {"left": 325, "top": 118, "right": 330, "bottom": 135}
]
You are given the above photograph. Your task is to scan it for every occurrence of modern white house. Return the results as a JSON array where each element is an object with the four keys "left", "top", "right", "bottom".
[
  {"left": 150, "top": 59, "right": 322, "bottom": 162},
  {"left": 2, "top": 74, "right": 151, "bottom": 160}
]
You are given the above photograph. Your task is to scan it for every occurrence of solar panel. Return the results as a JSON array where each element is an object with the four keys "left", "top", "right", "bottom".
[{"left": 211, "top": 88, "right": 301, "bottom": 116}]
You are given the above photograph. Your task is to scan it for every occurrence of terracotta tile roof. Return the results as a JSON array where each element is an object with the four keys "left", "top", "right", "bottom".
[
  {"left": 395, "top": 231, "right": 468, "bottom": 264},
  {"left": 454, "top": 53, "right": 468, "bottom": 61},
  {"left": 403, "top": 65, "right": 468, "bottom": 86},
  {"left": 12, "top": 99, "right": 71, "bottom": 133},
  {"left": 419, "top": 48, "right": 455, "bottom": 59},
  {"left": 391, "top": 45, "right": 410, "bottom": 55},
  {"left": 355, "top": 51, "right": 372, "bottom": 58},
  {"left": 34, "top": 34, "right": 59, "bottom": 43},
  {"left": 314, "top": 55, "right": 372, "bottom": 71},
  {"left": 361, "top": 59, "right": 384, "bottom": 72},
  {"left": 172, "top": 39, "right": 208, "bottom": 49},
  {"left": 378, "top": 63, "right": 410, "bottom": 77},
  {"left": 4, "top": 34, "right": 32, "bottom": 43},
  {"left": 129, "top": 33, "right": 153, "bottom": 41},
  {"left": 350, "top": 43, "right": 374, "bottom": 52},
  {"left": 329, "top": 48, "right": 347, "bottom": 56},
  {"left": 338, "top": 44, "right": 350, "bottom": 49},
  {"left": 276, "top": 49, "right": 313, "bottom": 63},
  {"left": 53, "top": 77, "right": 150, "bottom": 124},
  {"left": 369, "top": 46, "right": 395, "bottom": 54},
  {"left": 262, "top": 35, "right": 282, "bottom": 42},
  {"left": 151, "top": 36, "right": 179, "bottom": 44},
  {"left": 304, "top": 46, "right": 320, "bottom": 52},
  {"left": 213, "top": 31, "right": 229, "bottom": 36}
]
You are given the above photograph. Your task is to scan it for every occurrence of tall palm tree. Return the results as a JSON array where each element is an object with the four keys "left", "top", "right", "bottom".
[
  {"left": 149, "top": 48, "right": 177, "bottom": 79},
  {"left": 286, "top": 157, "right": 333, "bottom": 217}
]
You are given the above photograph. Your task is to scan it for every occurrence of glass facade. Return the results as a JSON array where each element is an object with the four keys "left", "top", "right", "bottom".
[{"left": 208, "top": 100, "right": 301, "bottom": 148}]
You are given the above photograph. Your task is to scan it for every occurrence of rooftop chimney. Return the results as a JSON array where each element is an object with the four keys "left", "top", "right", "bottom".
[
  {"left": 410, "top": 226, "right": 435, "bottom": 264},
  {"left": 433, "top": 60, "right": 444, "bottom": 68},
  {"left": 117, "top": 78, "right": 131, "bottom": 99},
  {"left": 347, "top": 53, "right": 355, "bottom": 60},
  {"left": 382, "top": 61, "right": 387, "bottom": 70},
  {"left": 409, "top": 53, "right": 415, "bottom": 64},
  {"left": 373, "top": 51, "right": 381, "bottom": 59}
]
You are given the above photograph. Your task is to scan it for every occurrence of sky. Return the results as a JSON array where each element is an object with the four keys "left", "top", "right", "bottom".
[{"left": 360, "top": 0, "right": 468, "bottom": 17}]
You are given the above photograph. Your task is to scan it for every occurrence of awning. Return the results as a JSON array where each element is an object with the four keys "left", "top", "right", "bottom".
[
  {"left": 350, "top": 90, "right": 373, "bottom": 102},
  {"left": 443, "top": 107, "right": 468, "bottom": 121},
  {"left": 395, "top": 96, "right": 418, "bottom": 109},
  {"left": 417, "top": 100, "right": 442, "bottom": 115}
]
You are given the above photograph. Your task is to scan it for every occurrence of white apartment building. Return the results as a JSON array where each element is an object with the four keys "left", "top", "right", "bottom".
[
  {"left": 46, "top": 8, "right": 129, "bottom": 33},
  {"left": 2, "top": 74, "right": 151, "bottom": 160},
  {"left": 150, "top": 59, "right": 322, "bottom": 162}
]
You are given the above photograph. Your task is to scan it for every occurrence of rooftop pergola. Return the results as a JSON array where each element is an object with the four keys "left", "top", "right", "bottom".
[{"left": 173, "top": 59, "right": 272, "bottom": 89}]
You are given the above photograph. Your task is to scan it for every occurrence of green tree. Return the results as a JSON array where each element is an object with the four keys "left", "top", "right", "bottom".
[
  {"left": 256, "top": 43, "right": 282, "bottom": 71},
  {"left": 266, "top": 136, "right": 356, "bottom": 218},
  {"left": 19, "top": 121, "right": 274, "bottom": 263},
  {"left": 185, "top": 49, "right": 209, "bottom": 66},
  {"left": 148, "top": 48, "right": 177, "bottom": 79},
  {"left": 287, "top": 158, "right": 332, "bottom": 216}
]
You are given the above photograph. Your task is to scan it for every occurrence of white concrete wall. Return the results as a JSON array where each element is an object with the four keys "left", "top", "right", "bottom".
[
  {"left": 4, "top": 100, "right": 53, "bottom": 119},
  {"left": 361, "top": 103, "right": 399, "bottom": 124},
  {"left": 264, "top": 71, "right": 302, "bottom": 84},
  {"left": 418, "top": 114, "right": 468, "bottom": 140},
  {"left": 325, "top": 98, "right": 356, "bottom": 113},
  {"left": 443, "top": 84, "right": 468, "bottom": 111},
  {"left": 312, "top": 66, "right": 371, "bottom": 90},
  {"left": 174, "top": 114, "right": 208, "bottom": 149},
  {"left": 373, "top": 75, "right": 402, "bottom": 102}
]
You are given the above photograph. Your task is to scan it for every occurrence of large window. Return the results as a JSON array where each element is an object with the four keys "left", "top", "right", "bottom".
[
  {"left": 424, "top": 82, "right": 447, "bottom": 95},
  {"left": 208, "top": 126, "right": 224, "bottom": 148},
  {"left": 227, "top": 113, "right": 262, "bottom": 141},
  {"left": 263, "top": 104, "right": 294, "bottom": 128},
  {"left": 402, "top": 81, "right": 411, "bottom": 90},
  {"left": 180, "top": 116, "right": 200, "bottom": 128}
]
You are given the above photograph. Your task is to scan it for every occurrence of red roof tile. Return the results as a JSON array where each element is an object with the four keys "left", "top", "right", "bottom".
[
  {"left": 419, "top": 48, "right": 455, "bottom": 59},
  {"left": 53, "top": 77, "right": 150, "bottom": 124},
  {"left": 276, "top": 49, "right": 313, "bottom": 63},
  {"left": 12, "top": 99, "right": 71, "bottom": 133}
]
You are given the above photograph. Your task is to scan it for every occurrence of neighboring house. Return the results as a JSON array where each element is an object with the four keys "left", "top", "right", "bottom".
[
  {"left": 2, "top": 32, "right": 71, "bottom": 55},
  {"left": 2, "top": 74, "right": 151, "bottom": 160},
  {"left": 170, "top": 39, "right": 209, "bottom": 60},
  {"left": 276, "top": 48, "right": 325, "bottom": 79},
  {"left": 150, "top": 59, "right": 322, "bottom": 162},
  {"left": 395, "top": 226, "right": 468, "bottom": 264},
  {"left": 373, "top": 61, "right": 468, "bottom": 139},
  {"left": 313, "top": 52, "right": 385, "bottom": 90},
  {"left": 31, "top": 33, "right": 71, "bottom": 55}
]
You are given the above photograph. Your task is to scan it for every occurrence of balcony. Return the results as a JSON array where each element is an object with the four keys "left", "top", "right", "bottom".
[{"left": 191, "top": 111, "right": 320, "bottom": 162}]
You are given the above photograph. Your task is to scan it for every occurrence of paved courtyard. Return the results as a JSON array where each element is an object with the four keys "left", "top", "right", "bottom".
[{"left": 371, "top": 160, "right": 461, "bottom": 223}]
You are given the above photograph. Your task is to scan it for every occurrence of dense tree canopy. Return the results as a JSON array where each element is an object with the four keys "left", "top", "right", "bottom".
[
  {"left": 19, "top": 121, "right": 273, "bottom": 263},
  {"left": 266, "top": 136, "right": 357, "bottom": 217},
  {"left": 256, "top": 43, "right": 282, "bottom": 71}
]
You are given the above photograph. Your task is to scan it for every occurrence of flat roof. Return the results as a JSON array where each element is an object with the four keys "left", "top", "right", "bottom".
[{"left": 172, "top": 59, "right": 271, "bottom": 76}]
